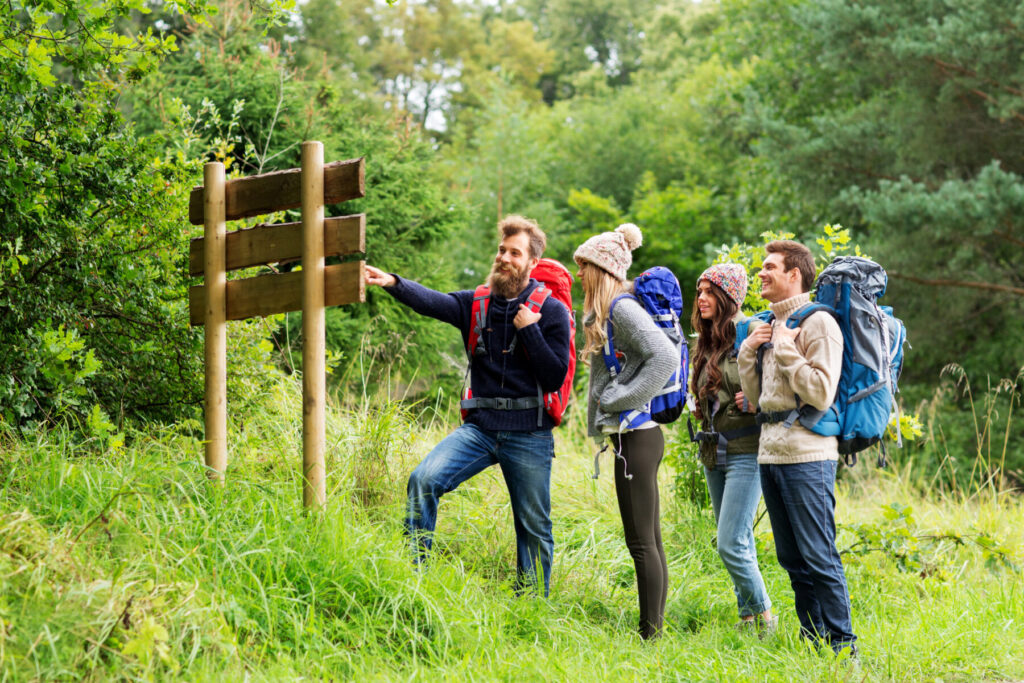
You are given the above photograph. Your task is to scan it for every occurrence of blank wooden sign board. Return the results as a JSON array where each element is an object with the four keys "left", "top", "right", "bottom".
[{"left": 188, "top": 142, "right": 366, "bottom": 508}]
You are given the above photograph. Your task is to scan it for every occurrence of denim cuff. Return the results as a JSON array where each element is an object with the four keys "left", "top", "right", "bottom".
[{"left": 738, "top": 598, "right": 772, "bottom": 618}]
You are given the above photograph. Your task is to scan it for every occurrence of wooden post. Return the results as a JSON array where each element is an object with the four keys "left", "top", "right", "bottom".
[
  {"left": 188, "top": 148, "right": 364, "bottom": 505},
  {"left": 203, "top": 162, "right": 227, "bottom": 479},
  {"left": 301, "top": 141, "right": 326, "bottom": 508}
]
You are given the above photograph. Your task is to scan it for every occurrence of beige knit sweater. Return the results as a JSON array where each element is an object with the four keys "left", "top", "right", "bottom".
[{"left": 737, "top": 292, "right": 844, "bottom": 464}]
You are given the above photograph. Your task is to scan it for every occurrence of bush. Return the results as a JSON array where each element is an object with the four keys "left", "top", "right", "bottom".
[{"left": 0, "top": 0, "right": 293, "bottom": 435}]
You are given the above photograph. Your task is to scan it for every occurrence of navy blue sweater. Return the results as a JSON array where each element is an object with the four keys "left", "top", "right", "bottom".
[{"left": 386, "top": 276, "right": 571, "bottom": 431}]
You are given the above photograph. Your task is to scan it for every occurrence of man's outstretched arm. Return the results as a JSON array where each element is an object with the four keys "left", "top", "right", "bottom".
[{"left": 365, "top": 264, "right": 469, "bottom": 330}]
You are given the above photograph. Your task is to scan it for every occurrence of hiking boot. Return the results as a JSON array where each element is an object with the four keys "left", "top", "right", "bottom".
[
  {"left": 733, "top": 619, "right": 757, "bottom": 635},
  {"left": 835, "top": 643, "right": 859, "bottom": 660},
  {"left": 639, "top": 620, "right": 663, "bottom": 641},
  {"left": 829, "top": 642, "right": 860, "bottom": 674},
  {"left": 758, "top": 614, "right": 779, "bottom": 639}
]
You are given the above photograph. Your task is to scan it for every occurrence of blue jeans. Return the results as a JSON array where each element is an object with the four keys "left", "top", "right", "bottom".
[
  {"left": 406, "top": 423, "right": 555, "bottom": 595},
  {"left": 704, "top": 453, "right": 772, "bottom": 617},
  {"left": 760, "top": 460, "right": 857, "bottom": 651}
]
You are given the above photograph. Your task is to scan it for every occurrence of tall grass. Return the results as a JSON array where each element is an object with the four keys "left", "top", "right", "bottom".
[
  {"left": 1, "top": 375, "right": 1022, "bottom": 681},
  {"left": 904, "top": 364, "right": 1024, "bottom": 495}
]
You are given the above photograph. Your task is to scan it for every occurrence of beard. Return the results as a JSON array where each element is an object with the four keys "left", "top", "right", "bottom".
[{"left": 487, "top": 261, "right": 530, "bottom": 299}]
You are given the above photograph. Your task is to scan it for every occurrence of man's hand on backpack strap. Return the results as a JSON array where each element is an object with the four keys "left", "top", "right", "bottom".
[
  {"left": 365, "top": 264, "right": 396, "bottom": 288},
  {"left": 743, "top": 322, "right": 774, "bottom": 350},
  {"left": 514, "top": 303, "right": 541, "bottom": 329}
]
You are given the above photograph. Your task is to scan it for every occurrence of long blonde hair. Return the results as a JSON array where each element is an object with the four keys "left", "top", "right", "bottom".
[{"left": 579, "top": 262, "right": 633, "bottom": 365}]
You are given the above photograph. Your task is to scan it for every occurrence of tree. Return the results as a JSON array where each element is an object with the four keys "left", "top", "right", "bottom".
[
  {"left": 1, "top": 0, "right": 193, "bottom": 430},
  {"left": 516, "top": 0, "right": 662, "bottom": 101},
  {"left": 0, "top": 0, "right": 306, "bottom": 435},
  {"left": 703, "top": 0, "right": 1024, "bottom": 378},
  {"left": 286, "top": 0, "right": 555, "bottom": 138},
  {"left": 127, "top": 0, "right": 469, "bottom": 386}
]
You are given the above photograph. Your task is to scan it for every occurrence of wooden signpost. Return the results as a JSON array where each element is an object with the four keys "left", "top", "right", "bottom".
[{"left": 188, "top": 141, "right": 366, "bottom": 507}]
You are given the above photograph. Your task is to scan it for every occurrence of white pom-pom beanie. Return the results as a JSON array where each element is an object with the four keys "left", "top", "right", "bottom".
[{"left": 573, "top": 223, "right": 643, "bottom": 281}]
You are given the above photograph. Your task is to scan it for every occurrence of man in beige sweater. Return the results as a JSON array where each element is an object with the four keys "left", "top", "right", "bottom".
[{"left": 738, "top": 240, "right": 857, "bottom": 656}]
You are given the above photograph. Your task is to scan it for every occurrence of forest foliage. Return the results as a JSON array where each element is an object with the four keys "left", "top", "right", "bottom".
[
  {"left": 2, "top": 2, "right": 1024, "bottom": 677},
  {"left": 2, "top": 0, "right": 1022, "bottom": 469}
]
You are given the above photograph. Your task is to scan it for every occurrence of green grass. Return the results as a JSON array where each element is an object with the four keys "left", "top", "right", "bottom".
[{"left": 2, "top": 379, "right": 1023, "bottom": 681}]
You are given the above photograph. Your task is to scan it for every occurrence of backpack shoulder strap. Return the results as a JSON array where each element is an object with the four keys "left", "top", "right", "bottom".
[
  {"left": 759, "top": 302, "right": 838, "bottom": 430},
  {"left": 602, "top": 294, "right": 635, "bottom": 376},
  {"left": 784, "top": 302, "right": 833, "bottom": 329},
  {"left": 507, "top": 284, "right": 553, "bottom": 357},
  {"left": 754, "top": 311, "right": 776, "bottom": 382},
  {"left": 524, "top": 284, "right": 551, "bottom": 312},
  {"left": 467, "top": 285, "right": 490, "bottom": 357},
  {"left": 607, "top": 292, "right": 636, "bottom": 321}
]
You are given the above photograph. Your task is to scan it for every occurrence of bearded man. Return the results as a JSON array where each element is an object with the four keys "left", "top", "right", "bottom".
[{"left": 364, "top": 215, "right": 571, "bottom": 596}]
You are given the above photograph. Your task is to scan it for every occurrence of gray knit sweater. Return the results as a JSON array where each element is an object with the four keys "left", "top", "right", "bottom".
[{"left": 585, "top": 296, "right": 680, "bottom": 439}]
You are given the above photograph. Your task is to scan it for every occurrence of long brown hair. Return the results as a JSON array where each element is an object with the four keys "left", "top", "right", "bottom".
[
  {"left": 578, "top": 261, "right": 632, "bottom": 365},
  {"left": 689, "top": 280, "right": 739, "bottom": 405}
]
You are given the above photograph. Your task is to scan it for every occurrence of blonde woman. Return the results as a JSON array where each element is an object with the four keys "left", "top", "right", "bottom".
[{"left": 574, "top": 223, "right": 678, "bottom": 640}]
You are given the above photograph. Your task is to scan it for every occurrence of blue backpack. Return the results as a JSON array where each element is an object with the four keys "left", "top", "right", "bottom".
[
  {"left": 602, "top": 266, "right": 689, "bottom": 430},
  {"left": 753, "top": 256, "right": 907, "bottom": 465},
  {"left": 733, "top": 310, "right": 774, "bottom": 357}
]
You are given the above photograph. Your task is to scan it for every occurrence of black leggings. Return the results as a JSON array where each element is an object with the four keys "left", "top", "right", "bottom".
[{"left": 611, "top": 427, "right": 668, "bottom": 639}]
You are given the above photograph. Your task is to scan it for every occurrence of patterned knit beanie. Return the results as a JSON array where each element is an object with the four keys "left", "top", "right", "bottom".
[
  {"left": 572, "top": 223, "right": 643, "bottom": 281},
  {"left": 698, "top": 263, "right": 748, "bottom": 308}
]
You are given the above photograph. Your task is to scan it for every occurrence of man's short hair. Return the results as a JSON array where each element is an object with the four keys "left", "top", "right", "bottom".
[
  {"left": 766, "top": 240, "right": 816, "bottom": 292},
  {"left": 498, "top": 215, "right": 546, "bottom": 260}
]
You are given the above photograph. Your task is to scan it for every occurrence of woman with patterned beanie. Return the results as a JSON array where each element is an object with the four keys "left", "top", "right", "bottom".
[
  {"left": 690, "top": 263, "right": 777, "bottom": 635},
  {"left": 573, "top": 223, "right": 678, "bottom": 640}
]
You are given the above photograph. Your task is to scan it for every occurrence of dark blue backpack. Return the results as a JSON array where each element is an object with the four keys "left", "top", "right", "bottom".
[
  {"left": 602, "top": 266, "right": 689, "bottom": 430},
  {"left": 754, "top": 256, "right": 907, "bottom": 465}
]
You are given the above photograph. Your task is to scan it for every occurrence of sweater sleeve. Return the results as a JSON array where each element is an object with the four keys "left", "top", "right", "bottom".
[
  {"left": 599, "top": 298, "right": 679, "bottom": 414},
  {"left": 516, "top": 296, "right": 572, "bottom": 393},
  {"left": 772, "top": 312, "right": 843, "bottom": 411},
  {"left": 383, "top": 275, "right": 472, "bottom": 333},
  {"left": 586, "top": 354, "right": 607, "bottom": 439}
]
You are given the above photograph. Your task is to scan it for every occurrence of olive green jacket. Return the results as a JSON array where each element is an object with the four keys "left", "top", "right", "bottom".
[{"left": 693, "top": 312, "right": 762, "bottom": 468}]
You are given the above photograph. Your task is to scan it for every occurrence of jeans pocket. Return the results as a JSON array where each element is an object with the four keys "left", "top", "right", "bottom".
[{"left": 525, "top": 430, "right": 555, "bottom": 458}]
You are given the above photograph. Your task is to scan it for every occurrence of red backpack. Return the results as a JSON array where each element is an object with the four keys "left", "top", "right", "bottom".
[{"left": 461, "top": 258, "right": 577, "bottom": 426}]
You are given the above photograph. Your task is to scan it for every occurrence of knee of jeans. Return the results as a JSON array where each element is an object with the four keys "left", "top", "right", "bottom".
[
  {"left": 407, "top": 465, "right": 441, "bottom": 496},
  {"left": 516, "top": 509, "right": 553, "bottom": 538},
  {"left": 717, "top": 537, "right": 752, "bottom": 568}
]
